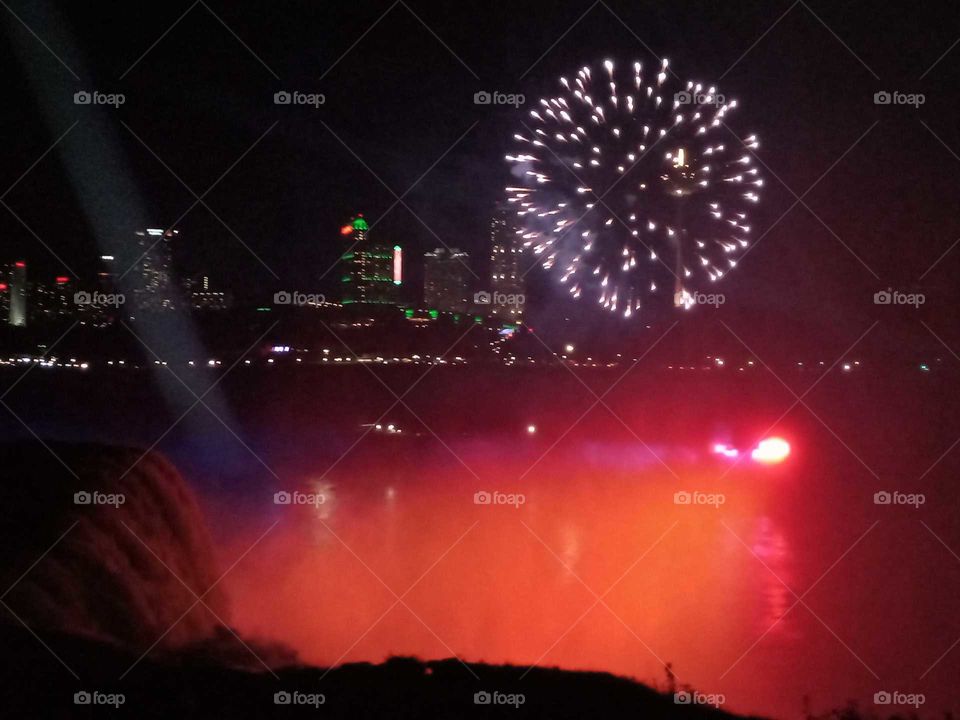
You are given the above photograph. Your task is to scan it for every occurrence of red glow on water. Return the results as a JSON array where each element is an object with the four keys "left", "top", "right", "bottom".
[{"left": 220, "top": 454, "right": 798, "bottom": 717}]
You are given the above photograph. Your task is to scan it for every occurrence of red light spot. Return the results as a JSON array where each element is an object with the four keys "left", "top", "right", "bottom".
[
  {"left": 14, "top": 261, "right": 26, "bottom": 268},
  {"left": 0, "top": 283, "right": 7, "bottom": 291},
  {"left": 340, "top": 224, "right": 353, "bottom": 236},
  {"left": 56, "top": 276, "right": 70, "bottom": 284}
]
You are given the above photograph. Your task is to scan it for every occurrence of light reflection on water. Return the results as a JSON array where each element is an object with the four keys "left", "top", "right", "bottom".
[{"left": 752, "top": 516, "right": 795, "bottom": 637}]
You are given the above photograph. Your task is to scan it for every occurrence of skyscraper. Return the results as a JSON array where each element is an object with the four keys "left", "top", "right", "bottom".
[
  {"left": 31, "top": 275, "right": 73, "bottom": 321},
  {"left": 488, "top": 209, "right": 525, "bottom": 319},
  {"left": 97, "top": 254, "right": 117, "bottom": 292},
  {"left": 423, "top": 248, "right": 470, "bottom": 312},
  {"left": 339, "top": 215, "right": 401, "bottom": 305},
  {"left": 8, "top": 261, "right": 27, "bottom": 327},
  {"left": 187, "top": 275, "right": 230, "bottom": 310},
  {"left": 132, "top": 228, "right": 178, "bottom": 311}
]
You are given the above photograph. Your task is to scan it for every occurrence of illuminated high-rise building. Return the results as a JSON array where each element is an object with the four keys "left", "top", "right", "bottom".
[
  {"left": 187, "top": 274, "right": 230, "bottom": 311},
  {"left": 0, "top": 280, "right": 8, "bottom": 320},
  {"left": 423, "top": 247, "right": 470, "bottom": 312},
  {"left": 31, "top": 275, "right": 73, "bottom": 321},
  {"left": 488, "top": 209, "right": 525, "bottom": 318},
  {"left": 132, "top": 228, "right": 178, "bottom": 311},
  {"left": 339, "top": 215, "right": 402, "bottom": 305},
  {"left": 8, "top": 261, "right": 27, "bottom": 326},
  {"left": 97, "top": 253, "right": 117, "bottom": 292}
]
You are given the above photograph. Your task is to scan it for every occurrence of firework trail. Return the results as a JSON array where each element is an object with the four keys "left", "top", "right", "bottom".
[{"left": 506, "top": 58, "right": 762, "bottom": 317}]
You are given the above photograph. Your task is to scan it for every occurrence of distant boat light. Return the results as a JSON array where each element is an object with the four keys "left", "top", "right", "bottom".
[
  {"left": 712, "top": 443, "right": 739, "bottom": 459},
  {"left": 751, "top": 437, "right": 790, "bottom": 464}
]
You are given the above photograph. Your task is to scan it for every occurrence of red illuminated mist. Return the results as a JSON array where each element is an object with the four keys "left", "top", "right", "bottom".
[{"left": 216, "top": 445, "right": 812, "bottom": 718}]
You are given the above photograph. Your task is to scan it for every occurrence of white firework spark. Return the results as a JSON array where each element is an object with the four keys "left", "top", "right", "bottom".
[{"left": 505, "top": 57, "right": 763, "bottom": 318}]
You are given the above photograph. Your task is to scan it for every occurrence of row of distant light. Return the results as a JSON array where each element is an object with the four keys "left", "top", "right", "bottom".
[
  {"left": 0, "top": 356, "right": 88, "bottom": 369},
  {"left": 9, "top": 356, "right": 932, "bottom": 373},
  {"left": 668, "top": 359, "right": 862, "bottom": 371},
  {"left": 271, "top": 347, "right": 467, "bottom": 363},
  {"left": 100, "top": 356, "right": 468, "bottom": 368}
]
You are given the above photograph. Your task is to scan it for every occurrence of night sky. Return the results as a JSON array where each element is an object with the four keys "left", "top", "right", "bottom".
[{"left": 1, "top": 0, "right": 959, "bottom": 346}]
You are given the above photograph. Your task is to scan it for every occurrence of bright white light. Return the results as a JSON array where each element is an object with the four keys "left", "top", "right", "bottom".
[
  {"left": 712, "top": 443, "right": 739, "bottom": 459},
  {"left": 527, "top": 424, "right": 537, "bottom": 435},
  {"left": 751, "top": 437, "right": 790, "bottom": 464}
]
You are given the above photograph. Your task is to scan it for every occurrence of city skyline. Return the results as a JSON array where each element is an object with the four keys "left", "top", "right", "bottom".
[
  {"left": 2, "top": 206, "right": 536, "bottom": 325},
  {"left": 2, "top": 1, "right": 957, "bottom": 342}
]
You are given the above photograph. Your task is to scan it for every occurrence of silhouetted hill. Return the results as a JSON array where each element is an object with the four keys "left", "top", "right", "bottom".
[{"left": 0, "top": 624, "right": 765, "bottom": 719}]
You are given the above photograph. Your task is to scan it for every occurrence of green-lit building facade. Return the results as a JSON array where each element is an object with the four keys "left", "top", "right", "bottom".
[{"left": 339, "top": 215, "right": 402, "bottom": 305}]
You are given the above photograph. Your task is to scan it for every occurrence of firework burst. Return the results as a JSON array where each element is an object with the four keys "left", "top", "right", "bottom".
[{"left": 505, "top": 58, "right": 762, "bottom": 318}]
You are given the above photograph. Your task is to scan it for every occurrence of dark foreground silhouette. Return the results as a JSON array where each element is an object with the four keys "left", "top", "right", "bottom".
[
  {"left": 0, "top": 623, "right": 763, "bottom": 719},
  {"left": 0, "top": 442, "right": 760, "bottom": 718}
]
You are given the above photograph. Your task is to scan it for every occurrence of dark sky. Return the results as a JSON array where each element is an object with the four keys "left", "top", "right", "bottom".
[{"left": 1, "top": 0, "right": 959, "bottom": 347}]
